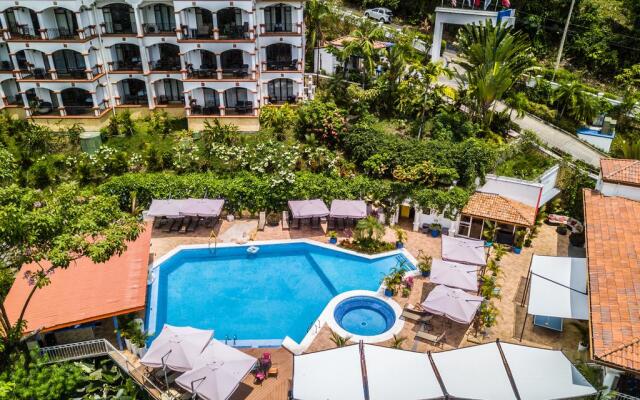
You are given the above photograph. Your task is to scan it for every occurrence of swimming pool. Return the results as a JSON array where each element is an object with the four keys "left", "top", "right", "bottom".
[{"left": 147, "top": 241, "right": 414, "bottom": 346}]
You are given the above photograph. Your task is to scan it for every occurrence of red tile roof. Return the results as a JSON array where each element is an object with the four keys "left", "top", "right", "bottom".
[
  {"left": 3, "top": 223, "right": 152, "bottom": 333},
  {"left": 600, "top": 159, "right": 640, "bottom": 187},
  {"left": 461, "top": 192, "right": 537, "bottom": 227},
  {"left": 584, "top": 190, "right": 640, "bottom": 372}
]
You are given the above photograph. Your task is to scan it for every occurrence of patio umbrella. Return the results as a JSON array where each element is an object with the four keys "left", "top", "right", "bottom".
[
  {"left": 176, "top": 339, "right": 256, "bottom": 400},
  {"left": 148, "top": 199, "right": 182, "bottom": 218},
  {"left": 288, "top": 199, "right": 330, "bottom": 219},
  {"left": 180, "top": 199, "right": 225, "bottom": 218},
  {"left": 441, "top": 235, "right": 486, "bottom": 266},
  {"left": 141, "top": 324, "right": 213, "bottom": 372},
  {"left": 421, "top": 285, "right": 483, "bottom": 324},
  {"left": 429, "top": 259, "right": 479, "bottom": 292},
  {"left": 329, "top": 200, "right": 367, "bottom": 219}
]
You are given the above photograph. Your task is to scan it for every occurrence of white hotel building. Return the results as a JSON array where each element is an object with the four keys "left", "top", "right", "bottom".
[{"left": 0, "top": 0, "right": 306, "bottom": 130}]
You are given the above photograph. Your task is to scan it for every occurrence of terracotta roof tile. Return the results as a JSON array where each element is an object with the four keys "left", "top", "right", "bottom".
[
  {"left": 461, "top": 192, "right": 536, "bottom": 227},
  {"left": 584, "top": 190, "right": 640, "bottom": 372},
  {"left": 3, "top": 223, "right": 152, "bottom": 333},
  {"left": 600, "top": 159, "right": 640, "bottom": 187}
]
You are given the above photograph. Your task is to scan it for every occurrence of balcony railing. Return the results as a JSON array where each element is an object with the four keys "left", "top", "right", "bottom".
[
  {"left": 56, "top": 68, "right": 87, "bottom": 79},
  {"left": 112, "top": 61, "right": 143, "bottom": 72},
  {"left": 156, "top": 94, "right": 184, "bottom": 105},
  {"left": 143, "top": 23, "right": 175, "bottom": 34},
  {"left": 268, "top": 95, "right": 297, "bottom": 104},
  {"left": 190, "top": 101, "right": 220, "bottom": 115},
  {"left": 265, "top": 22, "right": 293, "bottom": 33},
  {"left": 149, "top": 60, "right": 180, "bottom": 72},
  {"left": 181, "top": 25, "right": 214, "bottom": 39},
  {"left": 20, "top": 68, "right": 52, "bottom": 80},
  {"left": 103, "top": 22, "right": 136, "bottom": 35},
  {"left": 65, "top": 105, "right": 94, "bottom": 115},
  {"left": 221, "top": 65, "right": 249, "bottom": 78},
  {"left": 186, "top": 68, "right": 217, "bottom": 79},
  {"left": 5, "top": 95, "right": 23, "bottom": 106},
  {"left": 46, "top": 27, "right": 79, "bottom": 40},
  {"left": 266, "top": 59, "right": 298, "bottom": 71},
  {"left": 0, "top": 61, "right": 14, "bottom": 71},
  {"left": 122, "top": 94, "right": 148, "bottom": 105},
  {"left": 218, "top": 24, "right": 249, "bottom": 39},
  {"left": 613, "top": 392, "right": 640, "bottom": 400},
  {"left": 8, "top": 25, "right": 38, "bottom": 39},
  {"left": 227, "top": 100, "right": 253, "bottom": 114}
]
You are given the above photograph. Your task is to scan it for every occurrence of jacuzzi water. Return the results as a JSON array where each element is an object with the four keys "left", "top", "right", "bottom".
[
  {"left": 147, "top": 242, "right": 413, "bottom": 344},
  {"left": 333, "top": 296, "right": 396, "bottom": 336}
]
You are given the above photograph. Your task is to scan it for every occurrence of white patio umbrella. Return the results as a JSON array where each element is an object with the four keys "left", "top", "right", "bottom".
[
  {"left": 430, "top": 259, "right": 479, "bottom": 291},
  {"left": 421, "top": 285, "right": 483, "bottom": 324},
  {"left": 176, "top": 339, "right": 256, "bottom": 400},
  {"left": 140, "top": 325, "right": 213, "bottom": 372}
]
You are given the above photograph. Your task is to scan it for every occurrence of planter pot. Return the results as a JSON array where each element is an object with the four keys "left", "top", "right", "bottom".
[
  {"left": 421, "top": 270, "right": 431, "bottom": 277},
  {"left": 396, "top": 242, "right": 404, "bottom": 249},
  {"left": 130, "top": 342, "right": 139, "bottom": 355},
  {"left": 124, "top": 338, "right": 133, "bottom": 352},
  {"left": 137, "top": 346, "right": 148, "bottom": 358},
  {"left": 329, "top": 237, "right": 338, "bottom": 244},
  {"left": 430, "top": 230, "right": 440, "bottom": 238},
  {"left": 384, "top": 288, "right": 394, "bottom": 297},
  {"left": 227, "top": 214, "right": 235, "bottom": 222},
  {"left": 513, "top": 247, "right": 522, "bottom": 254},
  {"left": 578, "top": 342, "right": 588, "bottom": 352}
]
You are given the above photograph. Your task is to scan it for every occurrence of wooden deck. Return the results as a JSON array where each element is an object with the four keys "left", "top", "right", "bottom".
[{"left": 230, "top": 348, "right": 293, "bottom": 400}]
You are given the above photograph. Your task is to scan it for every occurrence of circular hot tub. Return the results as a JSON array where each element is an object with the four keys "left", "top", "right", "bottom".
[{"left": 333, "top": 296, "right": 396, "bottom": 336}]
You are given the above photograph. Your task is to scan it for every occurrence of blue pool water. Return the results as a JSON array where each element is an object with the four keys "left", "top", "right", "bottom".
[
  {"left": 334, "top": 296, "right": 395, "bottom": 336},
  {"left": 149, "top": 242, "right": 413, "bottom": 343}
]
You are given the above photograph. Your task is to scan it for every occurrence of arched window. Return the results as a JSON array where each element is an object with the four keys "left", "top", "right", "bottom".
[
  {"left": 267, "top": 79, "right": 294, "bottom": 103},
  {"left": 119, "top": 79, "right": 147, "bottom": 105},
  {"left": 217, "top": 8, "right": 247, "bottom": 39},
  {"left": 266, "top": 43, "right": 293, "bottom": 70},
  {"left": 53, "top": 8, "right": 78, "bottom": 38},
  {"left": 264, "top": 4, "right": 292, "bottom": 32},
  {"left": 102, "top": 4, "right": 135, "bottom": 34},
  {"left": 53, "top": 50, "right": 85, "bottom": 78},
  {"left": 152, "top": 4, "right": 175, "bottom": 32},
  {"left": 61, "top": 88, "right": 93, "bottom": 115},
  {"left": 113, "top": 44, "right": 142, "bottom": 71}
]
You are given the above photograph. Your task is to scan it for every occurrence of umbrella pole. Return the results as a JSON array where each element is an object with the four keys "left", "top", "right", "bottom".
[
  {"left": 190, "top": 376, "right": 207, "bottom": 400},
  {"left": 161, "top": 350, "right": 173, "bottom": 389}
]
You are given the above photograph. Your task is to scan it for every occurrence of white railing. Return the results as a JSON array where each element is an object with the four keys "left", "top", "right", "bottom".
[
  {"left": 613, "top": 393, "right": 640, "bottom": 400},
  {"left": 40, "top": 339, "right": 178, "bottom": 400}
]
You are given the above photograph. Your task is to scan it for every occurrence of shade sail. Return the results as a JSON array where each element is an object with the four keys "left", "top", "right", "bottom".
[
  {"left": 329, "top": 200, "right": 367, "bottom": 219},
  {"left": 429, "top": 259, "right": 479, "bottom": 291},
  {"left": 441, "top": 235, "right": 486, "bottom": 266},
  {"left": 292, "top": 341, "right": 596, "bottom": 400},
  {"left": 527, "top": 256, "right": 588, "bottom": 320},
  {"left": 175, "top": 339, "right": 256, "bottom": 400},
  {"left": 288, "top": 199, "right": 330, "bottom": 219},
  {"left": 141, "top": 325, "right": 213, "bottom": 372},
  {"left": 148, "top": 199, "right": 225, "bottom": 218},
  {"left": 420, "top": 285, "right": 483, "bottom": 324}
]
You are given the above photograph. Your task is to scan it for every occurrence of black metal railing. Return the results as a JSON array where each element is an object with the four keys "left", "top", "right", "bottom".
[
  {"left": 182, "top": 26, "right": 214, "bottom": 39},
  {"left": 21, "top": 68, "right": 52, "bottom": 80},
  {"left": 143, "top": 23, "right": 175, "bottom": 34},
  {"left": 122, "top": 94, "right": 148, "bottom": 105},
  {"left": 9, "top": 25, "right": 39, "bottom": 39},
  {"left": 65, "top": 105, "right": 93, "bottom": 115},
  {"left": 5, "top": 96, "right": 23, "bottom": 106},
  {"left": 149, "top": 60, "right": 180, "bottom": 71},
  {"left": 56, "top": 68, "right": 87, "bottom": 79},
  {"left": 47, "top": 27, "right": 78, "bottom": 40},
  {"left": 156, "top": 94, "right": 184, "bottom": 105},
  {"left": 0, "top": 61, "right": 14, "bottom": 71},
  {"left": 112, "top": 61, "right": 143, "bottom": 71},
  {"left": 227, "top": 100, "right": 253, "bottom": 114},
  {"left": 218, "top": 24, "right": 249, "bottom": 39},
  {"left": 221, "top": 65, "right": 249, "bottom": 78},
  {"left": 190, "top": 101, "right": 220, "bottom": 115},
  {"left": 103, "top": 22, "right": 136, "bottom": 35},
  {"left": 265, "top": 22, "right": 293, "bottom": 33},
  {"left": 186, "top": 68, "right": 217, "bottom": 79},
  {"left": 266, "top": 59, "right": 298, "bottom": 71},
  {"left": 268, "top": 95, "right": 297, "bottom": 104}
]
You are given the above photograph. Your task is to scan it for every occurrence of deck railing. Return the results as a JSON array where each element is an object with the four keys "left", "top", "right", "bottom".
[
  {"left": 613, "top": 392, "right": 640, "bottom": 400},
  {"left": 40, "top": 339, "right": 178, "bottom": 400}
]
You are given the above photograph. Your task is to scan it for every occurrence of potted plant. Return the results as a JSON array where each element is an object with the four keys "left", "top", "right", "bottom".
[
  {"left": 429, "top": 223, "right": 442, "bottom": 238},
  {"left": 482, "top": 221, "right": 497, "bottom": 247},
  {"left": 402, "top": 286, "right": 411, "bottom": 297},
  {"left": 327, "top": 230, "right": 338, "bottom": 244},
  {"left": 513, "top": 230, "right": 526, "bottom": 254},
  {"left": 417, "top": 251, "right": 433, "bottom": 277},
  {"left": 382, "top": 274, "right": 397, "bottom": 296},
  {"left": 394, "top": 226, "right": 407, "bottom": 249}
]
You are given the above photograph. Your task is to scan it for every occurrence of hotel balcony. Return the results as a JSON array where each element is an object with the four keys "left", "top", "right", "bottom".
[
  {"left": 259, "top": 4, "right": 303, "bottom": 35},
  {"left": 177, "top": 7, "right": 253, "bottom": 41}
]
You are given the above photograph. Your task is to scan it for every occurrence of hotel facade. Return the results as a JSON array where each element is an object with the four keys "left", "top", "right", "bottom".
[{"left": 0, "top": 0, "right": 306, "bottom": 130}]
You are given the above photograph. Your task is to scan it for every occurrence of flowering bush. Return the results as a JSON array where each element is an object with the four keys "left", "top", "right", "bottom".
[{"left": 295, "top": 99, "right": 347, "bottom": 148}]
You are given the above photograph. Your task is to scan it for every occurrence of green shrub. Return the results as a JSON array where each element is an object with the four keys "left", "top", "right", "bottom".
[
  {"left": 295, "top": 99, "right": 347, "bottom": 147},
  {"left": 259, "top": 104, "right": 297, "bottom": 140}
]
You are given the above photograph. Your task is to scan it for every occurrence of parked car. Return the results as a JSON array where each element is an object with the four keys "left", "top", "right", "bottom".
[{"left": 364, "top": 8, "right": 393, "bottom": 23}]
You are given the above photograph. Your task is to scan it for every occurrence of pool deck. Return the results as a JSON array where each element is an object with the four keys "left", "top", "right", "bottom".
[{"left": 148, "top": 217, "right": 585, "bottom": 400}]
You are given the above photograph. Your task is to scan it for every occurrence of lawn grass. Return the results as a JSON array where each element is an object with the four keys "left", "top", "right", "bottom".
[{"left": 495, "top": 145, "right": 555, "bottom": 180}]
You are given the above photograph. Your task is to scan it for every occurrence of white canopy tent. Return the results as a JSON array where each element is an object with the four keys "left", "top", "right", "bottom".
[
  {"left": 292, "top": 341, "right": 596, "bottom": 400},
  {"left": 441, "top": 235, "right": 487, "bottom": 266},
  {"left": 526, "top": 256, "right": 588, "bottom": 320}
]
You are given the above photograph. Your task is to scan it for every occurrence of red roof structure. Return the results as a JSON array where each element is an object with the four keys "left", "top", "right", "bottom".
[{"left": 3, "top": 224, "right": 152, "bottom": 333}]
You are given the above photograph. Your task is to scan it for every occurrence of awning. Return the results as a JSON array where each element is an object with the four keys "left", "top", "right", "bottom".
[
  {"left": 288, "top": 199, "right": 330, "bottom": 219},
  {"left": 141, "top": 325, "right": 213, "bottom": 372},
  {"left": 441, "top": 235, "right": 486, "bottom": 266},
  {"left": 148, "top": 199, "right": 225, "bottom": 218},
  {"left": 429, "top": 259, "right": 479, "bottom": 291},
  {"left": 292, "top": 341, "right": 596, "bottom": 400},
  {"left": 329, "top": 200, "right": 367, "bottom": 219},
  {"left": 420, "top": 285, "right": 483, "bottom": 324},
  {"left": 527, "top": 255, "right": 588, "bottom": 320}
]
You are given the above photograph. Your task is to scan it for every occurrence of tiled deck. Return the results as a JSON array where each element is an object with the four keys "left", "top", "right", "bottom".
[{"left": 148, "top": 217, "right": 585, "bottom": 399}]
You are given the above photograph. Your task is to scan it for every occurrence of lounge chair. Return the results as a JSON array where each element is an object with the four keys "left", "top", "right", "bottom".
[
  {"left": 401, "top": 304, "right": 434, "bottom": 323},
  {"left": 311, "top": 217, "right": 320, "bottom": 229},
  {"left": 186, "top": 217, "right": 198, "bottom": 232},
  {"left": 415, "top": 329, "right": 446, "bottom": 346},
  {"left": 337, "top": 218, "right": 345, "bottom": 230},
  {"left": 291, "top": 218, "right": 300, "bottom": 229},
  {"left": 282, "top": 211, "right": 290, "bottom": 230},
  {"left": 258, "top": 211, "right": 266, "bottom": 231},
  {"left": 327, "top": 218, "right": 335, "bottom": 230},
  {"left": 179, "top": 217, "right": 192, "bottom": 234}
]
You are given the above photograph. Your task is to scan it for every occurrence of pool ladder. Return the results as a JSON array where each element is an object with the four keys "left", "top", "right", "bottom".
[
  {"left": 224, "top": 335, "right": 237, "bottom": 346},
  {"left": 307, "top": 320, "right": 321, "bottom": 335},
  {"left": 208, "top": 230, "right": 218, "bottom": 254}
]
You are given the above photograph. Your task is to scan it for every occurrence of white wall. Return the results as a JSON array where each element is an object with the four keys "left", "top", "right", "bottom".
[
  {"left": 577, "top": 132, "right": 614, "bottom": 152},
  {"left": 597, "top": 181, "right": 640, "bottom": 202},
  {"left": 478, "top": 175, "right": 543, "bottom": 209}
]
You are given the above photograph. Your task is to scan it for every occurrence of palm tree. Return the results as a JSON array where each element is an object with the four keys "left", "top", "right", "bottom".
[
  {"left": 341, "top": 21, "right": 385, "bottom": 86},
  {"left": 329, "top": 330, "right": 351, "bottom": 347},
  {"left": 456, "top": 20, "right": 537, "bottom": 126},
  {"left": 505, "top": 91, "right": 529, "bottom": 120},
  {"left": 390, "top": 334, "right": 406, "bottom": 349},
  {"left": 552, "top": 80, "right": 599, "bottom": 123},
  {"left": 305, "top": 0, "right": 329, "bottom": 80},
  {"left": 618, "top": 139, "right": 640, "bottom": 160},
  {"left": 354, "top": 216, "right": 385, "bottom": 242}
]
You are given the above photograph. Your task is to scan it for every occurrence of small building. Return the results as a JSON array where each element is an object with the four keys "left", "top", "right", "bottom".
[
  {"left": 3, "top": 224, "right": 152, "bottom": 348},
  {"left": 314, "top": 35, "right": 391, "bottom": 76},
  {"left": 596, "top": 158, "right": 640, "bottom": 201}
]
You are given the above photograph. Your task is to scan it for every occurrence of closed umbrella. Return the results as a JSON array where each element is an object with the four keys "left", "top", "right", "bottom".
[
  {"left": 141, "top": 324, "right": 213, "bottom": 372},
  {"left": 421, "top": 285, "right": 483, "bottom": 324},
  {"left": 176, "top": 339, "right": 256, "bottom": 400},
  {"left": 430, "top": 259, "right": 479, "bottom": 291}
]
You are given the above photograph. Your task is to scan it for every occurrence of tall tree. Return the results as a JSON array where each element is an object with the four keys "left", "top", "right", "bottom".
[
  {"left": 305, "top": 0, "right": 330, "bottom": 80},
  {"left": 0, "top": 184, "right": 142, "bottom": 360},
  {"left": 336, "top": 20, "right": 385, "bottom": 86},
  {"left": 552, "top": 79, "right": 598, "bottom": 123},
  {"left": 457, "top": 20, "right": 537, "bottom": 126}
]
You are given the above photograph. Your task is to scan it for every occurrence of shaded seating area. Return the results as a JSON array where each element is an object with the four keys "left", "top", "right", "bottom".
[
  {"left": 519, "top": 255, "right": 588, "bottom": 337},
  {"left": 327, "top": 199, "right": 367, "bottom": 230},
  {"left": 441, "top": 235, "right": 487, "bottom": 266},
  {"left": 148, "top": 198, "right": 224, "bottom": 233},
  {"left": 292, "top": 341, "right": 596, "bottom": 400},
  {"left": 287, "top": 199, "right": 329, "bottom": 229},
  {"left": 429, "top": 259, "right": 479, "bottom": 292}
]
